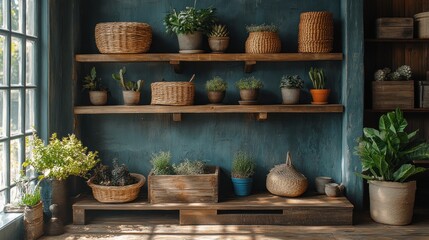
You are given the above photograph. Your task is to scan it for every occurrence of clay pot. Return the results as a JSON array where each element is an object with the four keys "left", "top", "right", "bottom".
[
  {"left": 207, "top": 91, "right": 225, "bottom": 104},
  {"left": 310, "top": 89, "right": 330, "bottom": 104},
  {"left": 208, "top": 37, "right": 230, "bottom": 53},
  {"left": 239, "top": 89, "right": 259, "bottom": 101},
  {"left": 315, "top": 176, "right": 333, "bottom": 194},
  {"left": 89, "top": 91, "right": 107, "bottom": 105},
  {"left": 281, "top": 88, "right": 300, "bottom": 104},
  {"left": 123, "top": 91, "right": 140, "bottom": 105},
  {"left": 177, "top": 32, "right": 203, "bottom": 53},
  {"left": 325, "top": 183, "right": 344, "bottom": 197},
  {"left": 24, "top": 201, "right": 44, "bottom": 240}
]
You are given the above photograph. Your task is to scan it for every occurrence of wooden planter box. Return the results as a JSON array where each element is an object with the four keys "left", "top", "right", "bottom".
[
  {"left": 148, "top": 166, "right": 219, "bottom": 203},
  {"left": 372, "top": 80, "right": 415, "bottom": 109},
  {"left": 376, "top": 18, "right": 413, "bottom": 39}
]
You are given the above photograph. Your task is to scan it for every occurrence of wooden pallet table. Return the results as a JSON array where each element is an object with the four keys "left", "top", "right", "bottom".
[{"left": 73, "top": 192, "right": 353, "bottom": 225}]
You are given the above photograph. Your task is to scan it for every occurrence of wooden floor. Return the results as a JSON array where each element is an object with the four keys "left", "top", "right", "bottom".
[{"left": 40, "top": 209, "right": 429, "bottom": 240}]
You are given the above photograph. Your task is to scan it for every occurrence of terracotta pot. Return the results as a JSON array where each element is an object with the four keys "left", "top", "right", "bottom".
[
  {"left": 208, "top": 37, "right": 230, "bottom": 53},
  {"left": 89, "top": 91, "right": 107, "bottom": 105},
  {"left": 24, "top": 201, "right": 44, "bottom": 240},
  {"left": 239, "top": 89, "right": 259, "bottom": 101},
  {"left": 123, "top": 91, "right": 140, "bottom": 105},
  {"left": 369, "top": 180, "right": 416, "bottom": 225},
  {"left": 310, "top": 89, "right": 330, "bottom": 104},
  {"left": 177, "top": 32, "right": 203, "bottom": 52},
  {"left": 245, "top": 32, "right": 281, "bottom": 53},
  {"left": 207, "top": 91, "right": 225, "bottom": 104},
  {"left": 281, "top": 88, "right": 300, "bottom": 104}
]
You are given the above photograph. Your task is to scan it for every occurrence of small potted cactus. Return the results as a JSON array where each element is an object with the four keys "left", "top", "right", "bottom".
[
  {"left": 83, "top": 67, "right": 108, "bottom": 106},
  {"left": 208, "top": 24, "right": 230, "bottom": 53},
  {"left": 206, "top": 76, "right": 228, "bottom": 104},
  {"left": 280, "top": 75, "right": 304, "bottom": 104},
  {"left": 309, "top": 67, "right": 330, "bottom": 105},
  {"left": 112, "top": 67, "right": 144, "bottom": 105},
  {"left": 245, "top": 24, "right": 281, "bottom": 53},
  {"left": 235, "top": 76, "right": 264, "bottom": 104}
]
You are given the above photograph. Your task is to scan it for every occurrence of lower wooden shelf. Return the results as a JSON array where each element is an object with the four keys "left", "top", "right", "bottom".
[{"left": 73, "top": 192, "right": 353, "bottom": 225}]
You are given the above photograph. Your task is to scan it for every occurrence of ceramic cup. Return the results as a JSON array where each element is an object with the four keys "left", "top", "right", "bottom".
[
  {"left": 315, "top": 176, "right": 333, "bottom": 194},
  {"left": 325, "top": 183, "right": 344, "bottom": 197}
]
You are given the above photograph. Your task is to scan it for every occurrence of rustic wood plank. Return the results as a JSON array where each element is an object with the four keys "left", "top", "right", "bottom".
[
  {"left": 372, "top": 81, "right": 415, "bottom": 109},
  {"left": 365, "top": 39, "right": 429, "bottom": 43},
  {"left": 72, "top": 208, "right": 86, "bottom": 225}
]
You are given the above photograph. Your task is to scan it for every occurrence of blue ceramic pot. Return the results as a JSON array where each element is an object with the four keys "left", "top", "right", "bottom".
[{"left": 231, "top": 177, "right": 253, "bottom": 196}]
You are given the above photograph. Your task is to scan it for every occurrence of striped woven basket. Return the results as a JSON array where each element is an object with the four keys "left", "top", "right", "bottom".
[
  {"left": 95, "top": 22, "right": 152, "bottom": 54},
  {"left": 151, "top": 82, "right": 195, "bottom": 106},
  {"left": 245, "top": 32, "right": 281, "bottom": 53},
  {"left": 298, "top": 11, "right": 334, "bottom": 53}
]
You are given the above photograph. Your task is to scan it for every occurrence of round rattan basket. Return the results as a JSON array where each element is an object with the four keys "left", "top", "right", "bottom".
[
  {"left": 298, "top": 11, "right": 333, "bottom": 53},
  {"left": 95, "top": 22, "right": 152, "bottom": 54},
  {"left": 87, "top": 173, "right": 146, "bottom": 203},
  {"left": 245, "top": 32, "right": 281, "bottom": 53},
  {"left": 151, "top": 82, "right": 195, "bottom": 106}
]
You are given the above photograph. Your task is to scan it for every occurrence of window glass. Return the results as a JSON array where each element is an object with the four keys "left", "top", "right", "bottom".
[
  {"left": 10, "top": 89, "right": 22, "bottom": 136},
  {"left": 11, "top": 37, "right": 22, "bottom": 86},
  {"left": 26, "top": 0, "right": 35, "bottom": 36},
  {"left": 0, "top": 35, "right": 6, "bottom": 86},
  {"left": 25, "top": 89, "right": 34, "bottom": 131},
  {"left": 11, "top": 0, "right": 23, "bottom": 33},
  {"left": 26, "top": 40, "right": 35, "bottom": 85}
]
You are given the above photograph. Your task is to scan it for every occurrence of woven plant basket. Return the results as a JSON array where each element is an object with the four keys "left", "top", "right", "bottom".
[
  {"left": 95, "top": 22, "right": 152, "bottom": 54},
  {"left": 298, "top": 11, "right": 333, "bottom": 53},
  {"left": 245, "top": 32, "right": 281, "bottom": 53},
  {"left": 87, "top": 173, "right": 146, "bottom": 203},
  {"left": 266, "top": 152, "right": 308, "bottom": 197},
  {"left": 151, "top": 82, "right": 195, "bottom": 106}
]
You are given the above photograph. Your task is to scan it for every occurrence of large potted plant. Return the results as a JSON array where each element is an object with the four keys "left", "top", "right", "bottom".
[
  {"left": 235, "top": 76, "right": 263, "bottom": 104},
  {"left": 112, "top": 67, "right": 143, "bottom": 105},
  {"left": 24, "top": 133, "right": 99, "bottom": 223},
  {"left": 355, "top": 108, "right": 429, "bottom": 225},
  {"left": 164, "top": 3, "right": 216, "bottom": 53},
  {"left": 280, "top": 75, "right": 304, "bottom": 104},
  {"left": 231, "top": 151, "right": 256, "bottom": 197},
  {"left": 308, "top": 67, "right": 330, "bottom": 104},
  {"left": 206, "top": 76, "right": 227, "bottom": 104},
  {"left": 82, "top": 66, "right": 108, "bottom": 106}
]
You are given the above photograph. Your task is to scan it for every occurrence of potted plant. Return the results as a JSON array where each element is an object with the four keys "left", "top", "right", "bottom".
[
  {"left": 112, "top": 67, "right": 143, "bottom": 105},
  {"left": 208, "top": 24, "right": 229, "bottom": 53},
  {"left": 245, "top": 24, "right": 281, "bottom": 53},
  {"left": 164, "top": 4, "right": 216, "bottom": 53},
  {"left": 231, "top": 151, "right": 256, "bottom": 196},
  {"left": 308, "top": 67, "right": 330, "bottom": 104},
  {"left": 280, "top": 75, "right": 304, "bottom": 104},
  {"left": 82, "top": 66, "right": 108, "bottom": 106},
  {"left": 23, "top": 132, "right": 99, "bottom": 222},
  {"left": 206, "top": 76, "right": 228, "bottom": 104},
  {"left": 235, "top": 76, "right": 263, "bottom": 104},
  {"left": 355, "top": 108, "right": 429, "bottom": 225}
]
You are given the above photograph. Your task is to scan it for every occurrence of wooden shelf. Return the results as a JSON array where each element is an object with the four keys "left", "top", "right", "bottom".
[
  {"left": 74, "top": 104, "right": 344, "bottom": 121},
  {"left": 365, "top": 38, "right": 429, "bottom": 43},
  {"left": 75, "top": 53, "right": 343, "bottom": 73},
  {"left": 365, "top": 108, "right": 429, "bottom": 113}
]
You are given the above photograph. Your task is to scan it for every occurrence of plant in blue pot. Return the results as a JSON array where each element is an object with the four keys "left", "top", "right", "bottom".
[{"left": 231, "top": 151, "right": 256, "bottom": 196}]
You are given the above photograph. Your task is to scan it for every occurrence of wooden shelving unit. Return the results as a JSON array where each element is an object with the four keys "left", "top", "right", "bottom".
[
  {"left": 365, "top": 38, "right": 429, "bottom": 43},
  {"left": 75, "top": 53, "right": 343, "bottom": 73}
]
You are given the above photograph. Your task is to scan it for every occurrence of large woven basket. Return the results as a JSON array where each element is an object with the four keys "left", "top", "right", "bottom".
[
  {"left": 298, "top": 11, "right": 333, "bottom": 53},
  {"left": 95, "top": 22, "right": 152, "bottom": 54},
  {"left": 87, "top": 173, "right": 146, "bottom": 203},
  {"left": 151, "top": 82, "right": 195, "bottom": 106},
  {"left": 266, "top": 152, "right": 308, "bottom": 197},
  {"left": 245, "top": 32, "right": 281, "bottom": 53}
]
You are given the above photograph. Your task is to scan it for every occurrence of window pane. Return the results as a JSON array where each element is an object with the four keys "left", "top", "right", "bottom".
[
  {"left": 11, "top": 37, "right": 22, "bottom": 86},
  {"left": 0, "top": 90, "right": 6, "bottom": 137},
  {"left": 0, "top": 0, "right": 6, "bottom": 30},
  {"left": 26, "top": 40, "right": 35, "bottom": 85},
  {"left": 0, "top": 142, "right": 4, "bottom": 189},
  {"left": 11, "top": 0, "right": 23, "bottom": 33},
  {"left": 10, "top": 139, "right": 21, "bottom": 184},
  {"left": 25, "top": 89, "right": 34, "bottom": 131},
  {"left": 26, "top": 0, "right": 35, "bottom": 36},
  {"left": 10, "top": 186, "right": 19, "bottom": 204},
  {"left": 25, "top": 135, "right": 35, "bottom": 178},
  {"left": 0, "top": 35, "right": 5, "bottom": 86},
  {"left": 0, "top": 191, "right": 5, "bottom": 211},
  {"left": 10, "top": 89, "right": 22, "bottom": 136}
]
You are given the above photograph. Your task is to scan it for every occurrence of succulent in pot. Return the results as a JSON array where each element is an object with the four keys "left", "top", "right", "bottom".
[
  {"left": 231, "top": 151, "right": 256, "bottom": 196},
  {"left": 280, "top": 75, "right": 304, "bottom": 104},
  {"left": 308, "top": 67, "right": 330, "bottom": 104},
  {"left": 206, "top": 76, "right": 228, "bottom": 104},
  {"left": 208, "top": 24, "right": 230, "bottom": 53},
  {"left": 245, "top": 24, "right": 281, "bottom": 53},
  {"left": 83, "top": 66, "right": 108, "bottom": 106},
  {"left": 235, "top": 76, "right": 263, "bottom": 104},
  {"left": 112, "top": 67, "right": 143, "bottom": 105}
]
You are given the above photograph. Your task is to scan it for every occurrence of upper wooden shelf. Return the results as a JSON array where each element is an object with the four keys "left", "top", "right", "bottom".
[
  {"left": 365, "top": 38, "right": 429, "bottom": 43},
  {"left": 74, "top": 104, "right": 344, "bottom": 121},
  {"left": 75, "top": 53, "right": 343, "bottom": 73},
  {"left": 365, "top": 108, "right": 429, "bottom": 113}
]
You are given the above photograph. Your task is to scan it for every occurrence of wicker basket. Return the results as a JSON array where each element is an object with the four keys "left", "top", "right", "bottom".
[
  {"left": 151, "top": 82, "right": 195, "bottom": 106},
  {"left": 95, "top": 22, "right": 152, "bottom": 54},
  {"left": 298, "top": 11, "right": 333, "bottom": 53},
  {"left": 245, "top": 32, "right": 281, "bottom": 53},
  {"left": 87, "top": 173, "right": 146, "bottom": 203}
]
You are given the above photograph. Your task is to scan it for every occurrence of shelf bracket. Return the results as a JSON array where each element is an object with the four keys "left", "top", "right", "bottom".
[
  {"left": 257, "top": 112, "right": 268, "bottom": 121},
  {"left": 170, "top": 61, "right": 182, "bottom": 74},
  {"left": 172, "top": 113, "right": 182, "bottom": 122},
  {"left": 244, "top": 61, "right": 256, "bottom": 73}
]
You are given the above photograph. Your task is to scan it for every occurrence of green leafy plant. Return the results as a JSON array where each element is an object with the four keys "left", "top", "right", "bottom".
[
  {"left": 173, "top": 159, "right": 205, "bottom": 175},
  {"left": 208, "top": 24, "right": 229, "bottom": 37},
  {"left": 150, "top": 151, "right": 174, "bottom": 175},
  {"left": 112, "top": 67, "right": 143, "bottom": 92},
  {"left": 355, "top": 108, "right": 429, "bottom": 182},
  {"left": 280, "top": 75, "right": 304, "bottom": 89},
  {"left": 308, "top": 67, "right": 325, "bottom": 89},
  {"left": 206, "top": 76, "right": 228, "bottom": 92},
  {"left": 231, "top": 151, "right": 256, "bottom": 178},
  {"left": 246, "top": 24, "right": 278, "bottom": 33},
  {"left": 23, "top": 132, "right": 100, "bottom": 180},
  {"left": 92, "top": 159, "right": 136, "bottom": 186},
  {"left": 14, "top": 173, "right": 42, "bottom": 207},
  {"left": 82, "top": 67, "right": 106, "bottom": 91},
  {"left": 164, "top": 5, "right": 216, "bottom": 35},
  {"left": 235, "top": 76, "right": 263, "bottom": 90}
]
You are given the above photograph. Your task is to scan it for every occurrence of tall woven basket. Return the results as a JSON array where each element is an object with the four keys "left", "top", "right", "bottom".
[
  {"left": 151, "top": 82, "right": 195, "bottom": 106},
  {"left": 298, "top": 11, "right": 334, "bottom": 53},
  {"left": 245, "top": 32, "right": 281, "bottom": 53},
  {"left": 95, "top": 22, "right": 152, "bottom": 54}
]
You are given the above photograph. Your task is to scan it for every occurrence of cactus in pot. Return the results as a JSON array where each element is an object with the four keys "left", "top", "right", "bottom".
[
  {"left": 112, "top": 67, "right": 143, "bottom": 105},
  {"left": 208, "top": 24, "right": 230, "bottom": 53}
]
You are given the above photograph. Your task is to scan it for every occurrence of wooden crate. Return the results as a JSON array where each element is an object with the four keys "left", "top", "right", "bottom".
[
  {"left": 148, "top": 166, "right": 219, "bottom": 203},
  {"left": 372, "top": 81, "right": 415, "bottom": 109},
  {"left": 376, "top": 18, "right": 413, "bottom": 39}
]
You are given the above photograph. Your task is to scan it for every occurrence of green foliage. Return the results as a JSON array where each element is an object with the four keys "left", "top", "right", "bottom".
[
  {"left": 280, "top": 75, "right": 304, "bottom": 89},
  {"left": 246, "top": 24, "right": 278, "bottom": 33},
  {"left": 164, "top": 6, "right": 216, "bottom": 34},
  {"left": 208, "top": 24, "right": 229, "bottom": 37},
  {"left": 231, "top": 151, "right": 256, "bottom": 178},
  {"left": 82, "top": 67, "right": 106, "bottom": 91},
  {"left": 173, "top": 159, "right": 205, "bottom": 175},
  {"left": 150, "top": 151, "right": 175, "bottom": 175},
  {"left": 23, "top": 132, "right": 100, "bottom": 180},
  {"left": 206, "top": 76, "right": 228, "bottom": 91},
  {"left": 14, "top": 173, "right": 41, "bottom": 207},
  {"left": 355, "top": 108, "right": 429, "bottom": 182},
  {"left": 235, "top": 76, "right": 263, "bottom": 90},
  {"left": 308, "top": 67, "right": 325, "bottom": 89},
  {"left": 92, "top": 160, "right": 136, "bottom": 186},
  {"left": 112, "top": 67, "right": 143, "bottom": 92},
  {"left": 22, "top": 188, "right": 41, "bottom": 207}
]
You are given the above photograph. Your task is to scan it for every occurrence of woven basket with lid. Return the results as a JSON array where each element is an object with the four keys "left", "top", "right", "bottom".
[
  {"left": 298, "top": 11, "right": 334, "bottom": 53},
  {"left": 245, "top": 32, "right": 281, "bottom": 53},
  {"left": 266, "top": 152, "right": 308, "bottom": 197}
]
